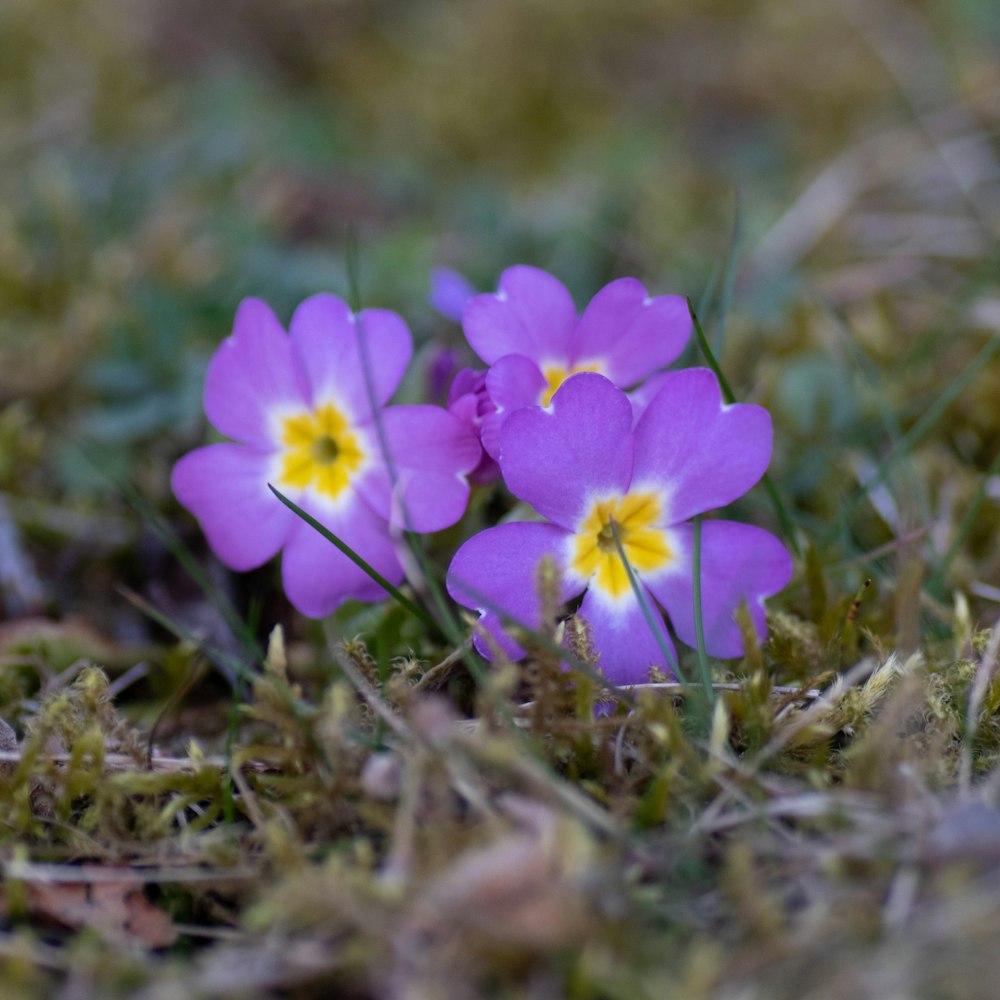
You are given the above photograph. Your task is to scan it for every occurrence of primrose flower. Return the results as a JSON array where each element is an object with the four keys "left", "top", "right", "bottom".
[
  {"left": 462, "top": 265, "right": 692, "bottom": 458},
  {"left": 173, "top": 295, "right": 480, "bottom": 618},
  {"left": 446, "top": 371, "right": 793, "bottom": 684}
]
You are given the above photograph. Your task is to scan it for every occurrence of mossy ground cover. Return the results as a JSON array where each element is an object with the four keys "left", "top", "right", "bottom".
[{"left": 1, "top": 1, "right": 999, "bottom": 996}]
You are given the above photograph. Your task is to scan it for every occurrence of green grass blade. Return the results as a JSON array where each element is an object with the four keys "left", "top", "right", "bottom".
[
  {"left": 712, "top": 188, "right": 743, "bottom": 356},
  {"left": 691, "top": 516, "right": 714, "bottom": 705},
  {"left": 607, "top": 518, "right": 686, "bottom": 686},
  {"left": 268, "top": 485, "right": 438, "bottom": 632}
]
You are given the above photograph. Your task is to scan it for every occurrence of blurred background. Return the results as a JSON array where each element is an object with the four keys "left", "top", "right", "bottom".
[{"left": 1, "top": 0, "right": 998, "bottom": 655}]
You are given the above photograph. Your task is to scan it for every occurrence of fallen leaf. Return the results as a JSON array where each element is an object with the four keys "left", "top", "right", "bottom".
[{"left": 0, "top": 876, "right": 178, "bottom": 948}]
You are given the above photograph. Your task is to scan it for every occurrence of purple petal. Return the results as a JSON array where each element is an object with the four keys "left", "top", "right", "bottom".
[
  {"left": 171, "top": 444, "right": 293, "bottom": 570},
  {"left": 500, "top": 373, "right": 634, "bottom": 530},
  {"left": 485, "top": 354, "right": 547, "bottom": 412},
  {"left": 632, "top": 368, "right": 772, "bottom": 523},
  {"left": 467, "top": 453, "right": 501, "bottom": 485},
  {"left": 356, "top": 406, "right": 479, "bottom": 532},
  {"left": 446, "top": 370, "right": 501, "bottom": 483},
  {"left": 627, "top": 371, "right": 670, "bottom": 426},
  {"left": 203, "top": 299, "right": 308, "bottom": 447},
  {"left": 645, "top": 520, "right": 793, "bottom": 658},
  {"left": 577, "top": 585, "right": 677, "bottom": 685},
  {"left": 429, "top": 267, "right": 477, "bottom": 322},
  {"left": 446, "top": 367, "right": 488, "bottom": 407},
  {"left": 280, "top": 492, "right": 405, "bottom": 618},
  {"left": 289, "top": 294, "right": 412, "bottom": 420},
  {"left": 462, "top": 265, "right": 576, "bottom": 366},
  {"left": 479, "top": 354, "right": 547, "bottom": 459},
  {"left": 446, "top": 522, "right": 581, "bottom": 661},
  {"left": 570, "top": 280, "right": 691, "bottom": 385}
]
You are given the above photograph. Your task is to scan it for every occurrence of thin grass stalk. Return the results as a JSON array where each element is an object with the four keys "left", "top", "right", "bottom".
[
  {"left": 268, "top": 486, "right": 437, "bottom": 631},
  {"left": 712, "top": 187, "right": 743, "bottom": 356},
  {"left": 606, "top": 518, "right": 684, "bottom": 684},
  {"left": 691, "top": 516, "right": 715, "bottom": 705}
]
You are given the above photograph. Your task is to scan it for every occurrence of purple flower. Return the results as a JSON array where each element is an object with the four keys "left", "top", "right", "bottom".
[
  {"left": 172, "top": 295, "right": 480, "bottom": 618},
  {"left": 446, "top": 371, "right": 793, "bottom": 684},
  {"left": 462, "top": 265, "right": 692, "bottom": 459},
  {"left": 446, "top": 367, "right": 500, "bottom": 484}
]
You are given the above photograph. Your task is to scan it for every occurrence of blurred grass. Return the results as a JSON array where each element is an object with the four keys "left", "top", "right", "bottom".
[{"left": 0, "top": 0, "right": 999, "bottom": 996}]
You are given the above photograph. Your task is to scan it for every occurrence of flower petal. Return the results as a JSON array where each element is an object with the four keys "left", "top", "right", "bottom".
[
  {"left": 447, "top": 522, "right": 580, "bottom": 661},
  {"left": 632, "top": 368, "right": 772, "bottom": 523},
  {"left": 570, "top": 279, "right": 691, "bottom": 385},
  {"left": 289, "top": 294, "right": 412, "bottom": 420},
  {"left": 358, "top": 405, "right": 480, "bottom": 532},
  {"left": 280, "top": 492, "right": 405, "bottom": 618},
  {"left": 171, "top": 444, "right": 293, "bottom": 570},
  {"left": 627, "top": 371, "right": 670, "bottom": 426},
  {"left": 203, "top": 299, "right": 308, "bottom": 447},
  {"left": 429, "top": 267, "right": 476, "bottom": 322},
  {"left": 577, "top": 585, "right": 677, "bottom": 685},
  {"left": 645, "top": 520, "right": 793, "bottom": 658},
  {"left": 462, "top": 265, "right": 577, "bottom": 366},
  {"left": 478, "top": 354, "right": 547, "bottom": 459},
  {"left": 500, "top": 373, "right": 634, "bottom": 530}
]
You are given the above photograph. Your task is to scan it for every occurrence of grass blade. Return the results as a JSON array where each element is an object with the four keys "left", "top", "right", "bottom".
[
  {"left": 691, "top": 516, "right": 714, "bottom": 704},
  {"left": 607, "top": 518, "right": 685, "bottom": 686},
  {"left": 268, "top": 485, "right": 437, "bottom": 632},
  {"left": 712, "top": 188, "right": 743, "bottom": 356}
]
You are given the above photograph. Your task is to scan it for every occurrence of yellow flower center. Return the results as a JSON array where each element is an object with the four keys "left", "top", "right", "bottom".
[
  {"left": 571, "top": 492, "right": 673, "bottom": 599},
  {"left": 540, "top": 362, "right": 603, "bottom": 407},
  {"left": 278, "top": 402, "right": 365, "bottom": 500}
]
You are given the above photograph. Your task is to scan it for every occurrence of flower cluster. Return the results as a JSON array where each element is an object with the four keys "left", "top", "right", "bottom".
[{"left": 174, "top": 266, "right": 793, "bottom": 685}]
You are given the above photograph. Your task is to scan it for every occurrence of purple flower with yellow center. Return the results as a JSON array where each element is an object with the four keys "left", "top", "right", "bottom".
[
  {"left": 446, "top": 370, "right": 793, "bottom": 684},
  {"left": 462, "top": 265, "right": 692, "bottom": 459},
  {"left": 172, "top": 295, "right": 480, "bottom": 618}
]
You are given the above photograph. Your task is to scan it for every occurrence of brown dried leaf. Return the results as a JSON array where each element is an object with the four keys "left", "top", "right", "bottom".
[{"left": 0, "top": 877, "right": 177, "bottom": 948}]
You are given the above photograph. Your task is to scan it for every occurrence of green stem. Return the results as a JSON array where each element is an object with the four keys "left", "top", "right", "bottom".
[{"left": 691, "top": 516, "right": 714, "bottom": 705}]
